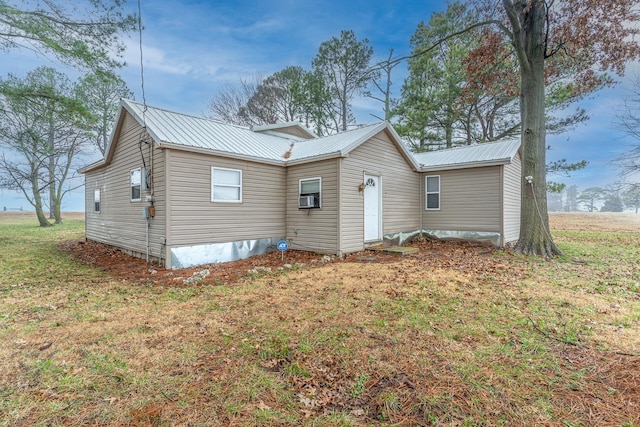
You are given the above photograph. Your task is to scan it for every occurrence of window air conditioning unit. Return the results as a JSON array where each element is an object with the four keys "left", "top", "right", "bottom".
[{"left": 299, "top": 195, "right": 317, "bottom": 209}]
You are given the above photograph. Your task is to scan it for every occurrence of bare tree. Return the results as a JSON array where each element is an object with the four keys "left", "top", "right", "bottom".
[
  {"left": 366, "top": 48, "right": 399, "bottom": 121},
  {"left": 204, "top": 76, "right": 261, "bottom": 126},
  {"left": 616, "top": 74, "right": 640, "bottom": 178}
]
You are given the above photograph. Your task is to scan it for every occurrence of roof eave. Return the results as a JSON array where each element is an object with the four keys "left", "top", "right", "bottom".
[
  {"left": 121, "top": 99, "right": 163, "bottom": 146},
  {"left": 384, "top": 123, "right": 421, "bottom": 171},
  {"left": 419, "top": 159, "right": 511, "bottom": 172},
  {"left": 333, "top": 122, "right": 420, "bottom": 171},
  {"left": 285, "top": 151, "right": 343, "bottom": 166},
  {"left": 252, "top": 121, "right": 317, "bottom": 139},
  {"left": 78, "top": 159, "right": 107, "bottom": 174}
]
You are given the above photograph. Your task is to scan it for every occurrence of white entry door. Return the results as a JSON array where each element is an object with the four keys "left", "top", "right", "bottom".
[{"left": 363, "top": 174, "right": 381, "bottom": 242}]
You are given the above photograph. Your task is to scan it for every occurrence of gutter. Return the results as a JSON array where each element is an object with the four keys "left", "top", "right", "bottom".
[{"left": 418, "top": 159, "right": 511, "bottom": 172}]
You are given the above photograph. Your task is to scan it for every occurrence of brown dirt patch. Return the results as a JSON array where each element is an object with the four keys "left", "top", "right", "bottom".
[
  {"left": 55, "top": 211, "right": 637, "bottom": 286},
  {"left": 59, "top": 237, "right": 499, "bottom": 288}
]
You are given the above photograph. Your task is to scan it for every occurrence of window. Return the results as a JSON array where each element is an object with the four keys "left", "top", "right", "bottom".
[
  {"left": 130, "top": 168, "right": 141, "bottom": 202},
  {"left": 94, "top": 188, "right": 101, "bottom": 213},
  {"left": 211, "top": 167, "right": 242, "bottom": 202},
  {"left": 299, "top": 177, "right": 321, "bottom": 208},
  {"left": 425, "top": 175, "right": 440, "bottom": 210}
]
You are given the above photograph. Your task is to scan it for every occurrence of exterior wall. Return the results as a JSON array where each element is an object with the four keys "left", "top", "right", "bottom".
[
  {"left": 285, "top": 159, "right": 339, "bottom": 253},
  {"left": 166, "top": 149, "right": 286, "bottom": 248},
  {"left": 502, "top": 153, "right": 522, "bottom": 243},
  {"left": 340, "top": 130, "right": 420, "bottom": 253},
  {"left": 421, "top": 166, "right": 502, "bottom": 233},
  {"left": 84, "top": 112, "right": 167, "bottom": 264},
  {"left": 272, "top": 125, "right": 313, "bottom": 139},
  {"left": 84, "top": 111, "right": 520, "bottom": 264}
]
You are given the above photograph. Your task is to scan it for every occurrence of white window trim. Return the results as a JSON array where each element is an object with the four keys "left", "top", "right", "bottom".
[
  {"left": 299, "top": 177, "right": 322, "bottom": 208},
  {"left": 211, "top": 167, "right": 243, "bottom": 203},
  {"left": 94, "top": 188, "right": 101, "bottom": 213},
  {"left": 425, "top": 175, "right": 441, "bottom": 210},
  {"left": 130, "top": 168, "right": 142, "bottom": 202}
]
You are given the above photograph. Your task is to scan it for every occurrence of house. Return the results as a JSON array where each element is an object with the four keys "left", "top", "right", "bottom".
[{"left": 80, "top": 100, "right": 521, "bottom": 268}]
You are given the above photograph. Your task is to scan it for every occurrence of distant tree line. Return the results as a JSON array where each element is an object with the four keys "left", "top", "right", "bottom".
[{"left": 547, "top": 184, "right": 639, "bottom": 213}]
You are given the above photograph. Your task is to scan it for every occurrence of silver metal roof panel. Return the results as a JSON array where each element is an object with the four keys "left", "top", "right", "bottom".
[
  {"left": 287, "top": 123, "right": 386, "bottom": 162},
  {"left": 413, "top": 139, "right": 521, "bottom": 171},
  {"left": 83, "top": 100, "right": 518, "bottom": 174},
  {"left": 123, "top": 100, "right": 293, "bottom": 163}
]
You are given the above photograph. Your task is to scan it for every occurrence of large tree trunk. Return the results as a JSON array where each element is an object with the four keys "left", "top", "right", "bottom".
[
  {"left": 507, "top": 0, "right": 562, "bottom": 257},
  {"left": 47, "top": 117, "right": 56, "bottom": 221},
  {"left": 53, "top": 194, "right": 63, "bottom": 224},
  {"left": 30, "top": 172, "right": 51, "bottom": 227}
]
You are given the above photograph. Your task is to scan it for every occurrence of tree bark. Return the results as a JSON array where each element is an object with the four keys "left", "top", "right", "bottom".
[
  {"left": 47, "top": 110, "right": 56, "bottom": 221},
  {"left": 30, "top": 171, "right": 51, "bottom": 227},
  {"left": 507, "top": 0, "right": 562, "bottom": 257}
]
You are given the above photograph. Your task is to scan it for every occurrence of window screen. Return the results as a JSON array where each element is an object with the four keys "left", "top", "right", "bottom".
[
  {"left": 94, "top": 188, "right": 101, "bottom": 213},
  {"left": 426, "top": 176, "right": 440, "bottom": 210},
  {"left": 212, "top": 167, "right": 242, "bottom": 202}
]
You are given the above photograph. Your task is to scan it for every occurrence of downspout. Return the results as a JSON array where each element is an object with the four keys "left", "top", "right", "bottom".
[
  {"left": 147, "top": 137, "right": 155, "bottom": 263},
  {"left": 419, "top": 172, "right": 424, "bottom": 235},
  {"left": 144, "top": 138, "right": 150, "bottom": 263},
  {"left": 499, "top": 165, "right": 505, "bottom": 247},
  {"left": 165, "top": 149, "right": 172, "bottom": 268},
  {"left": 336, "top": 158, "right": 342, "bottom": 257}
]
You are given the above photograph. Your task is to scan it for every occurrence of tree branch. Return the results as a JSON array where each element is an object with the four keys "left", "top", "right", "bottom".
[{"left": 367, "top": 19, "right": 512, "bottom": 76}]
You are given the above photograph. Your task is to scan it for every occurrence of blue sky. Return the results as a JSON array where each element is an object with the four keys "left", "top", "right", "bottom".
[{"left": 1, "top": 0, "right": 638, "bottom": 212}]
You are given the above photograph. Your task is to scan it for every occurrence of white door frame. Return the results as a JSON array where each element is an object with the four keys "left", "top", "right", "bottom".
[{"left": 363, "top": 173, "right": 382, "bottom": 242}]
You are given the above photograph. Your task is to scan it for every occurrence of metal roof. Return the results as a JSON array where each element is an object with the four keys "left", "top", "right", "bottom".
[
  {"left": 122, "top": 100, "right": 419, "bottom": 167},
  {"left": 413, "top": 139, "right": 521, "bottom": 171},
  {"left": 123, "top": 100, "right": 293, "bottom": 164},
  {"left": 81, "top": 100, "right": 518, "bottom": 173},
  {"left": 287, "top": 123, "right": 384, "bottom": 161}
]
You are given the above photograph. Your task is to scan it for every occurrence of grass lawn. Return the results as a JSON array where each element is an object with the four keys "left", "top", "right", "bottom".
[{"left": 0, "top": 212, "right": 639, "bottom": 426}]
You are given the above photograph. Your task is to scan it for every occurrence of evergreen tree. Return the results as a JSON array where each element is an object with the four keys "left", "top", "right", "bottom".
[
  {"left": 312, "top": 30, "right": 376, "bottom": 133},
  {"left": 600, "top": 194, "right": 624, "bottom": 212}
]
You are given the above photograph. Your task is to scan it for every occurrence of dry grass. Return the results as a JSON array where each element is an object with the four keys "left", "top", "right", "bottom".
[
  {"left": 0, "top": 211, "right": 84, "bottom": 221},
  {"left": 550, "top": 211, "right": 640, "bottom": 232},
  {"left": 1, "top": 212, "right": 639, "bottom": 426}
]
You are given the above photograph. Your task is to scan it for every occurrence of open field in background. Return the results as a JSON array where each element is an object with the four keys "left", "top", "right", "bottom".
[
  {"left": 549, "top": 212, "right": 640, "bottom": 232},
  {"left": 0, "top": 212, "right": 638, "bottom": 426}
]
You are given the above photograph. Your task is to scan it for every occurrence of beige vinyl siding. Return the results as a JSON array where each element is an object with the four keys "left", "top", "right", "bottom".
[
  {"left": 167, "top": 149, "right": 285, "bottom": 247},
  {"left": 286, "top": 159, "right": 338, "bottom": 253},
  {"left": 273, "top": 125, "right": 314, "bottom": 139},
  {"left": 340, "top": 130, "right": 420, "bottom": 253},
  {"left": 422, "top": 166, "right": 501, "bottom": 232},
  {"left": 502, "top": 153, "right": 521, "bottom": 243},
  {"left": 84, "top": 112, "right": 167, "bottom": 263}
]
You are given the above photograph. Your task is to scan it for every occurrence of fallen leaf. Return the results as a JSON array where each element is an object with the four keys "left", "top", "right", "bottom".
[{"left": 38, "top": 342, "right": 52, "bottom": 351}]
